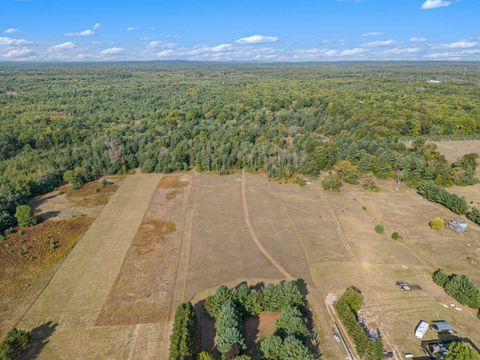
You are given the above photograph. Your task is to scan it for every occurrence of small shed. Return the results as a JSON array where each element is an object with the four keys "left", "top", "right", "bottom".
[
  {"left": 431, "top": 321, "right": 453, "bottom": 332},
  {"left": 448, "top": 220, "right": 468, "bottom": 233},
  {"left": 415, "top": 320, "right": 429, "bottom": 339}
]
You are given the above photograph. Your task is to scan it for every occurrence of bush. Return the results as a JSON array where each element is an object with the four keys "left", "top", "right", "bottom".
[
  {"left": 334, "top": 287, "right": 383, "bottom": 360},
  {"left": 391, "top": 232, "right": 399, "bottom": 240},
  {"left": 430, "top": 217, "right": 445, "bottom": 230},
  {"left": 374, "top": 224, "right": 384, "bottom": 234},
  {"left": 168, "top": 302, "right": 196, "bottom": 360},
  {"left": 321, "top": 175, "right": 342, "bottom": 192},
  {"left": 63, "top": 170, "right": 84, "bottom": 190},
  {"left": 361, "top": 175, "right": 379, "bottom": 192},
  {"left": 335, "top": 160, "right": 359, "bottom": 185},
  {"left": 0, "top": 328, "right": 30, "bottom": 360},
  {"left": 0, "top": 211, "right": 15, "bottom": 234},
  {"left": 100, "top": 178, "right": 110, "bottom": 187},
  {"left": 417, "top": 181, "right": 469, "bottom": 215},
  {"left": 467, "top": 207, "right": 480, "bottom": 225},
  {"left": 432, "top": 269, "right": 480, "bottom": 309},
  {"left": 14, "top": 205, "right": 37, "bottom": 227}
]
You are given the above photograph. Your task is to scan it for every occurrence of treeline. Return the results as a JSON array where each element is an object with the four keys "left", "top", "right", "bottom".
[
  {"left": 1, "top": 64, "right": 480, "bottom": 235},
  {"left": 432, "top": 269, "right": 480, "bottom": 309},
  {"left": 334, "top": 287, "right": 384, "bottom": 360},
  {"left": 202, "top": 281, "right": 314, "bottom": 359},
  {"left": 168, "top": 302, "right": 196, "bottom": 360},
  {"left": 417, "top": 180, "right": 470, "bottom": 215}
]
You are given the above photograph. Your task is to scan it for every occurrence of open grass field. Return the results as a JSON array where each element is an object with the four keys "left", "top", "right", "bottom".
[{"left": 11, "top": 166, "right": 480, "bottom": 359}]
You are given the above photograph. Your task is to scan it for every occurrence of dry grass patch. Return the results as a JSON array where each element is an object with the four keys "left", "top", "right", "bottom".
[
  {"left": 59, "top": 178, "right": 121, "bottom": 207},
  {"left": 158, "top": 174, "right": 189, "bottom": 189},
  {"left": 0, "top": 217, "right": 93, "bottom": 306}
]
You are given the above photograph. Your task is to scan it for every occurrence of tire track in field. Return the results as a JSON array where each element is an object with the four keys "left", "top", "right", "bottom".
[{"left": 241, "top": 170, "right": 293, "bottom": 280}]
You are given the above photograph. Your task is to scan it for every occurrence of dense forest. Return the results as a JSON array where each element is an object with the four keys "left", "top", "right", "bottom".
[{"left": 1, "top": 62, "right": 479, "bottom": 232}]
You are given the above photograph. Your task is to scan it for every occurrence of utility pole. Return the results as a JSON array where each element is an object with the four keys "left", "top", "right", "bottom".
[{"left": 463, "top": 66, "right": 467, "bottom": 78}]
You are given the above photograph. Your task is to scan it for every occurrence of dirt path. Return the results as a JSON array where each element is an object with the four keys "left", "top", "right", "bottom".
[
  {"left": 241, "top": 170, "right": 294, "bottom": 280},
  {"left": 17, "top": 172, "right": 162, "bottom": 359}
]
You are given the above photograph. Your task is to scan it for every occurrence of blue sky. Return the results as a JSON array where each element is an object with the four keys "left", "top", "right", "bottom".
[{"left": 1, "top": 0, "right": 479, "bottom": 61}]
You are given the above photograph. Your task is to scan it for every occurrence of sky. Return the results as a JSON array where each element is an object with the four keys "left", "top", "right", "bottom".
[{"left": 1, "top": 0, "right": 479, "bottom": 62}]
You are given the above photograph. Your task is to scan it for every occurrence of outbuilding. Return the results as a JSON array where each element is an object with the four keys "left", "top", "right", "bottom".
[
  {"left": 431, "top": 321, "right": 453, "bottom": 332},
  {"left": 415, "top": 320, "right": 429, "bottom": 339}
]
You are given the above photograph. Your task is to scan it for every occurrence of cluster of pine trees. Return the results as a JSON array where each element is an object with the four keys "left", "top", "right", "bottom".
[
  {"left": 203, "top": 281, "right": 314, "bottom": 359},
  {"left": 432, "top": 269, "right": 480, "bottom": 309},
  {"left": 334, "top": 287, "right": 384, "bottom": 360}
]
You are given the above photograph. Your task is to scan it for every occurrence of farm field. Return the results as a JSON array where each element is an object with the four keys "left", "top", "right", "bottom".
[{"left": 11, "top": 167, "right": 480, "bottom": 359}]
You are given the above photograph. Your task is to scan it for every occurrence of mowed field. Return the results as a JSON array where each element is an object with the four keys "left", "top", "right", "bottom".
[{"left": 15, "top": 157, "right": 480, "bottom": 359}]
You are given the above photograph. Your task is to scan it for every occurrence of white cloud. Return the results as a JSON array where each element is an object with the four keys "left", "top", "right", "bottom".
[
  {"left": 93, "top": 23, "right": 102, "bottom": 30},
  {"left": 0, "top": 37, "right": 32, "bottom": 46},
  {"left": 384, "top": 47, "right": 421, "bottom": 55},
  {"left": 65, "top": 29, "right": 95, "bottom": 37},
  {"left": 189, "top": 43, "right": 233, "bottom": 55},
  {"left": 362, "top": 32, "right": 383, "bottom": 37},
  {"left": 48, "top": 41, "right": 76, "bottom": 52},
  {"left": 425, "top": 49, "right": 480, "bottom": 59},
  {"left": 126, "top": 26, "right": 137, "bottom": 32},
  {"left": 293, "top": 47, "right": 366, "bottom": 58},
  {"left": 100, "top": 47, "right": 125, "bottom": 55},
  {"left": 4, "top": 28, "right": 20, "bottom": 34},
  {"left": 410, "top": 37, "right": 427, "bottom": 42},
  {"left": 3, "top": 48, "right": 35, "bottom": 59},
  {"left": 421, "top": 0, "right": 451, "bottom": 9},
  {"left": 147, "top": 40, "right": 161, "bottom": 48},
  {"left": 362, "top": 39, "right": 396, "bottom": 47},
  {"left": 235, "top": 35, "right": 278, "bottom": 44},
  {"left": 157, "top": 49, "right": 174, "bottom": 57},
  {"left": 440, "top": 40, "right": 478, "bottom": 49}
]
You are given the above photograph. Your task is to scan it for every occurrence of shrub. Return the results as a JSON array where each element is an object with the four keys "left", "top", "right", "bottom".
[
  {"left": 374, "top": 224, "right": 384, "bottom": 234},
  {"left": 14, "top": 205, "right": 37, "bottom": 227},
  {"left": 432, "top": 269, "right": 480, "bottom": 309},
  {"left": 0, "top": 211, "right": 15, "bottom": 234},
  {"left": 0, "top": 328, "right": 30, "bottom": 360},
  {"left": 63, "top": 170, "right": 84, "bottom": 190},
  {"left": 168, "top": 302, "right": 196, "bottom": 360},
  {"left": 430, "top": 217, "right": 445, "bottom": 230},
  {"left": 100, "top": 178, "right": 110, "bottom": 187},
  {"left": 391, "top": 232, "right": 399, "bottom": 240},
  {"left": 445, "top": 342, "right": 480, "bottom": 360},
  {"left": 321, "top": 175, "right": 342, "bottom": 192},
  {"left": 361, "top": 175, "right": 379, "bottom": 192},
  {"left": 335, "top": 160, "right": 359, "bottom": 185},
  {"left": 417, "top": 181, "right": 469, "bottom": 215},
  {"left": 467, "top": 207, "right": 480, "bottom": 225}
]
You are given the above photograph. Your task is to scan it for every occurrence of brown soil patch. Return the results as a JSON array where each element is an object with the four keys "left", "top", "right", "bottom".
[
  {"left": 166, "top": 190, "right": 180, "bottom": 200},
  {"left": 158, "top": 173, "right": 189, "bottom": 189},
  {"left": 0, "top": 217, "right": 92, "bottom": 309},
  {"left": 59, "top": 177, "right": 121, "bottom": 207},
  {"left": 95, "top": 219, "right": 177, "bottom": 326}
]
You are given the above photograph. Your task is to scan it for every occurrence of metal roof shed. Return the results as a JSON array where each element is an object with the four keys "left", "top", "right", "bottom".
[
  {"left": 415, "top": 321, "right": 429, "bottom": 339},
  {"left": 432, "top": 321, "right": 453, "bottom": 332}
]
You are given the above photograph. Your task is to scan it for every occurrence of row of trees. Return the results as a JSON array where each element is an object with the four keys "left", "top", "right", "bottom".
[
  {"left": 168, "top": 302, "right": 197, "bottom": 360},
  {"left": 432, "top": 269, "right": 480, "bottom": 309},
  {"left": 334, "top": 287, "right": 384, "bottom": 360},
  {"left": 417, "top": 180, "right": 470, "bottom": 215}
]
